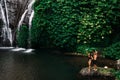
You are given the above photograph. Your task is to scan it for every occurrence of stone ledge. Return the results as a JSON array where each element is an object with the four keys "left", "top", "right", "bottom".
[{"left": 79, "top": 67, "right": 114, "bottom": 77}]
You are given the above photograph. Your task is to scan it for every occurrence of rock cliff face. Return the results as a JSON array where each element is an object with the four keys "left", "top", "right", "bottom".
[
  {"left": 0, "top": 0, "right": 33, "bottom": 27},
  {"left": 0, "top": 0, "right": 32, "bottom": 46},
  {"left": 6, "top": 0, "right": 30, "bottom": 28}
]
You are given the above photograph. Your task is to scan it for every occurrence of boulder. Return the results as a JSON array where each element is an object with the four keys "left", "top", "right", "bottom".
[
  {"left": 79, "top": 67, "right": 114, "bottom": 77},
  {"left": 117, "top": 59, "right": 120, "bottom": 69}
]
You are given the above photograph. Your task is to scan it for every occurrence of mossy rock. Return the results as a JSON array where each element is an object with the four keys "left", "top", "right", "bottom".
[{"left": 79, "top": 67, "right": 114, "bottom": 77}]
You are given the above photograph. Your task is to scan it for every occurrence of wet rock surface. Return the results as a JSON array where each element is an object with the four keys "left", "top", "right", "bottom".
[
  {"left": 0, "top": 0, "right": 33, "bottom": 46},
  {"left": 6, "top": 0, "right": 30, "bottom": 26},
  {"left": 80, "top": 67, "right": 114, "bottom": 77},
  {"left": 0, "top": 0, "right": 32, "bottom": 27},
  {"left": 117, "top": 59, "right": 120, "bottom": 69}
]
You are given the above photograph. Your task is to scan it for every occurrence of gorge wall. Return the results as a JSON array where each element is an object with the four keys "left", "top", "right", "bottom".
[
  {"left": 6, "top": 0, "right": 31, "bottom": 28},
  {"left": 0, "top": 0, "right": 33, "bottom": 46}
]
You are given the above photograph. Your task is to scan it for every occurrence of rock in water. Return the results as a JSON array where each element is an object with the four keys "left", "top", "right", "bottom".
[
  {"left": 80, "top": 67, "right": 97, "bottom": 76},
  {"left": 117, "top": 59, "right": 120, "bottom": 69},
  {"left": 79, "top": 67, "right": 114, "bottom": 77}
]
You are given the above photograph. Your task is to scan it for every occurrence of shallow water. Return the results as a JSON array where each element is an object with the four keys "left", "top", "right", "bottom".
[{"left": 0, "top": 48, "right": 116, "bottom": 80}]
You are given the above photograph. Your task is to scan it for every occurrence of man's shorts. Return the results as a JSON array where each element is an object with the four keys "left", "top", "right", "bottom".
[{"left": 93, "top": 60, "right": 97, "bottom": 65}]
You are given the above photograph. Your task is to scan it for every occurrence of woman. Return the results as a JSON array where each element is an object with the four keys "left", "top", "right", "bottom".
[{"left": 88, "top": 52, "right": 93, "bottom": 72}]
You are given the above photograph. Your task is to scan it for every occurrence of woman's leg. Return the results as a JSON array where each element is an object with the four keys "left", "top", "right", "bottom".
[{"left": 88, "top": 60, "right": 91, "bottom": 72}]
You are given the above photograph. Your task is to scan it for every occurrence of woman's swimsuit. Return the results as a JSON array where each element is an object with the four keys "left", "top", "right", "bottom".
[{"left": 88, "top": 53, "right": 93, "bottom": 60}]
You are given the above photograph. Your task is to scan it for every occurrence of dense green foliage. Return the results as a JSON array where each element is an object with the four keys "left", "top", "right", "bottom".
[
  {"left": 17, "top": 25, "right": 28, "bottom": 48},
  {"left": 103, "top": 42, "right": 120, "bottom": 60},
  {"left": 114, "top": 71, "right": 120, "bottom": 80},
  {"left": 112, "top": 33, "right": 120, "bottom": 44},
  {"left": 76, "top": 45, "right": 90, "bottom": 54},
  {"left": 76, "top": 45, "right": 97, "bottom": 54},
  {"left": 16, "top": 1, "right": 120, "bottom": 79},
  {"left": 31, "top": 0, "right": 120, "bottom": 52}
]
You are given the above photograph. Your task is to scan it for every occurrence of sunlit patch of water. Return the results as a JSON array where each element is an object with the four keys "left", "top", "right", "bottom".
[
  {"left": 23, "top": 49, "right": 34, "bottom": 53},
  {"left": 11, "top": 48, "right": 26, "bottom": 51},
  {"left": 0, "top": 47, "right": 14, "bottom": 49}
]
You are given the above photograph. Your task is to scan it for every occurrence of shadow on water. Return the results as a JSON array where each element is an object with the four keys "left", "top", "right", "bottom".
[
  {"left": 0, "top": 48, "right": 78, "bottom": 80},
  {"left": 0, "top": 48, "right": 116, "bottom": 80}
]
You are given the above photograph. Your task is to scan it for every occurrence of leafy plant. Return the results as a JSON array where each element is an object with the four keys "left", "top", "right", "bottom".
[
  {"left": 76, "top": 45, "right": 97, "bottom": 55},
  {"left": 103, "top": 42, "right": 120, "bottom": 60},
  {"left": 114, "top": 71, "right": 120, "bottom": 80},
  {"left": 17, "top": 25, "right": 28, "bottom": 48},
  {"left": 31, "top": 0, "right": 120, "bottom": 51}
]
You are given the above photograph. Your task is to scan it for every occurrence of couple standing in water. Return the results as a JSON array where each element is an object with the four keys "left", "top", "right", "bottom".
[{"left": 88, "top": 50, "right": 98, "bottom": 72}]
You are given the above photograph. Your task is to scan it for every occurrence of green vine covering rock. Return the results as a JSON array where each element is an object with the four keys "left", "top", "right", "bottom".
[
  {"left": 17, "top": 25, "right": 28, "bottom": 48},
  {"left": 31, "top": 0, "right": 120, "bottom": 51},
  {"left": 114, "top": 71, "right": 120, "bottom": 80},
  {"left": 103, "top": 42, "right": 120, "bottom": 60}
]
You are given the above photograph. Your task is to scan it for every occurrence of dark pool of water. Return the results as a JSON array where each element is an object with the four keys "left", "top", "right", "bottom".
[{"left": 0, "top": 48, "right": 116, "bottom": 80}]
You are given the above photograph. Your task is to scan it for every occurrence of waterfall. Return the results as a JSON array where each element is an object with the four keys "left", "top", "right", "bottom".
[
  {"left": 28, "top": 0, "right": 35, "bottom": 47},
  {"left": 29, "top": 10, "right": 34, "bottom": 30},
  {"left": 17, "top": 10, "right": 28, "bottom": 31},
  {"left": 3, "top": 0, "right": 9, "bottom": 28},
  {"left": 28, "top": 10, "right": 34, "bottom": 48},
  {"left": 18, "top": 0, "right": 35, "bottom": 31},
  {"left": 17, "top": 0, "right": 35, "bottom": 47},
  {"left": 0, "top": 0, "right": 35, "bottom": 47},
  {"left": 0, "top": 0, "right": 12, "bottom": 46},
  {"left": 0, "top": 4, "right": 6, "bottom": 25}
]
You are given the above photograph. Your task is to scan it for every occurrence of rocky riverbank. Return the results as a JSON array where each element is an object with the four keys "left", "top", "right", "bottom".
[{"left": 79, "top": 67, "right": 114, "bottom": 77}]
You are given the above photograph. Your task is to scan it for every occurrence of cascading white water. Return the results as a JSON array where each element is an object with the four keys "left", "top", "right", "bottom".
[
  {"left": 0, "top": 1, "right": 12, "bottom": 46},
  {"left": 28, "top": 0, "right": 35, "bottom": 48},
  {"left": 0, "top": 0, "right": 35, "bottom": 47},
  {"left": 17, "top": 0, "right": 35, "bottom": 47},
  {"left": 29, "top": 10, "right": 34, "bottom": 30},
  {"left": 18, "top": 0, "right": 35, "bottom": 31},
  {"left": 17, "top": 10, "right": 28, "bottom": 31},
  {"left": 0, "top": 4, "right": 6, "bottom": 25},
  {"left": 28, "top": 10, "right": 34, "bottom": 47},
  {"left": 3, "top": 0, "right": 9, "bottom": 28}
]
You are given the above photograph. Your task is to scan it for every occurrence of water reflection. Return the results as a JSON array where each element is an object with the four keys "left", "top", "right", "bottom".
[
  {"left": 0, "top": 50, "right": 77, "bottom": 80},
  {"left": 0, "top": 49, "right": 116, "bottom": 80}
]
